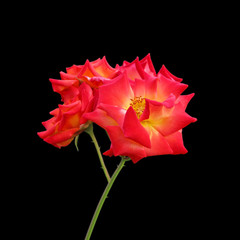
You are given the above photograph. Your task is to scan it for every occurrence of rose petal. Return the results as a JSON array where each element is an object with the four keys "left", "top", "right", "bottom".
[
  {"left": 103, "top": 125, "right": 147, "bottom": 163},
  {"left": 77, "top": 60, "right": 101, "bottom": 78},
  {"left": 157, "top": 73, "right": 188, "bottom": 102},
  {"left": 158, "top": 65, "right": 183, "bottom": 82},
  {"left": 83, "top": 108, "right": 118, "bottom": 128},
  {"left": 151, "top": 101, "right": 197, "bottom": 136},
  {"left": 164, "top": 130, "right": 188, "bottom": 154},
  {"left": 139, "top": 53, "right": 156, "bottom": 76},
  {"left": 143, "top": 124, "right": 173, "bottom": 156},
  {"left": 44, "top": 128, "right": 79, "bottom": 148},
  {"left": 123, "top": 107, "right": 151, "bottom": 148},
  {"left": 120, "top": 57, "right": 146, "bottom": 80},
  {"left": 98, "top": 72, "right": 133, "bottom": 109},
  {"left": 92, "top": 56, "right": 116, "bottom": 78},
  {"left": 175, "top": 93, "right": 195, "bottom": 110},
  {"left": 99, "top": 103, "right": 126, "bottom": 127}
]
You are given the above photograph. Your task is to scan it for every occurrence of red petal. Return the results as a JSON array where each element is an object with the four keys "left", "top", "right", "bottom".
[
  {"left": 139, "top": 53, "right": 156, "bottom": 76},
  {"left": 92, "top": 56, "right": 116, "bottom": 78},
  {"left": 152, "top": 101, "right": 197, "bottom": 136},
  {"left": 123, "top": 107, "right": 151, "bottom": 148},
  {"left": 165, "top": 130, "right": 188, "bottom": 154},
  {"left": 144, "top": 76, "right": 159, "bottom": 100},
  {"left": 78, "top": 82, "right": 93, "bottom": 110},
  {"left": 83, "top": 108, "right": 118, "bottom": 128},
  {"left": 132, "top": 78, "right": 145, "bottom": 98},
  {"left": 37, "top": 125, "right": 56, "bottom": 139},
  {"left": 120, "top": 57, "right": 146, "bottom": 80},
  {"left": 66, "top": 65, "right": 83, "bottom": 75},
  {"left": 44, "top": 128, "right": 79, "bottom": 148},
  {"left": 49, "top": 79, "right": 80, "bottom": 103},
  {"left": 144, "top": 125, "right": 173, "bottom": 156},
  {"left": 158, "top": 65, "right": 183, "bottom": 82},
  {"left": 60, "top": 71, "right": 78, "bottom": 80},
  {"left": 175, "top": 93, "right": 195, "bottom": 110},
  {"left": 157, "top": 73, "right": 188, "bottom": 102},
  {"left": 103, "top": 145, "right": 114, "bottom": 157},
  {"left": 98, "top": 72, "right": 133, "bottom": 109},
  {"left": 77, "top": 60, "right": 101, "bottom": 78},
  {"left": 99, "top": 103, "right": 126, "bottom": 127},
  {"left": 50, "top": 79, "right": 79, "bottom": 92},
  {"left": 104, "top": 125, "right": 147, "bottom": 163}
]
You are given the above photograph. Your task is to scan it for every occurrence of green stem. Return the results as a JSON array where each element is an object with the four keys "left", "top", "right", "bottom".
[
  {"left": 85, "top": 124, "right": 111, "bottom": 183},
  {"left": 84, "top": 157, "right": 127, "bottom": 240}
]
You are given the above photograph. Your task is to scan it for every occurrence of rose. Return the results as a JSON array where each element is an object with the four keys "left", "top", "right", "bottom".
[
  {"left": 84, "top": 56, "right": 197, "bottom": 163},
  {"left": 38, "top": 57, "right": 119, "bottom": 148},
  {"left": 38, "top": 82, "right": 93, "bottom": 148}
]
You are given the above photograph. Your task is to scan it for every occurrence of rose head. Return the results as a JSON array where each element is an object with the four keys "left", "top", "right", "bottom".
[
  {"left": 38, "top": 83, "right": 93, "bottom": 148},
  {"left": 38, "top": 57, "right": 120, "bottom": 148},
  {"left": 84, "top": 56, "right": 197, "bottom": 163}
]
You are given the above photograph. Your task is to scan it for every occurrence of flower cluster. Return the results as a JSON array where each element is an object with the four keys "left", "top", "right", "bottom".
[{"left": 38, "top": 54, "right": 197, "bottom": 163}]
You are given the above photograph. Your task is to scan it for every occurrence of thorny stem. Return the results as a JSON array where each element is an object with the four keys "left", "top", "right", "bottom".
[{"left": 84, "top": 156, "right": 128, "bottom": 240}]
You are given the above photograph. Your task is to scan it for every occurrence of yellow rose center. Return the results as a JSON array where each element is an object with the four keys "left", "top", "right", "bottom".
[{"left": 130, "top": 96, "right": 146, "bottom": 119}]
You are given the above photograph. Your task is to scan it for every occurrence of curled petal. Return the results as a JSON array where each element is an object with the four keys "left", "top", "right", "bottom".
[
  {"left": 60, "top": 71, "right": 78, "bottom": 80},
  {"left": 156, "top": 73, "right": 188, "bottom": 102},
  {"left": 49, "top": 108, "right": 59, "bottom": 117},
  {"left": 103, "top": 126, "right": 147, "bottom": 163},
  {"left": 99, "top": 103, "right": 126, "bottom": 127},
  {"left": 83, "top": 108, "right": 118, "bottom": 128},
  {"left": 50, "top": 79, "right": 79, "bottom": 92},
  {"left": 43, "top": 128, "right": 80, "bottom": 148},
  {"left": 165, "top": 130, "right": 188, "bottom": 155},
  {"left": 139, "top": 53, "right": 156, "bottom": 76},
  {"left": 158, "top": 65, "right": 183, "bottom": 82},
  {"left": 78, "top": 82, "right": 94, "bottom": 110},
  {"left": 58, "top": 101, "right": 82, "bottom": 131},
  {"left": 144, "top": 76, "right": 159, "bottom": 100},
  {"left": 38, "top": 125, "right": 56, "bottom": 139},
  {"left": 175, "top": 93, "right": 195, "bottom": 110},
  {"left": 98, "top": 72, "right": 133, "bottom": 109},
  {"left": 151, "top": 101, "right": 197, "bottom": 136},
  {"left": 49, "top": 79, "right": 80, "bottom": 103},
  {"left": 123, "top": 107, "right": 151, "bottom": 148},
  {"left": 120, "top": 57, "right": 146, "bottom": 80},
  {"left": 91, "top": 56, "right": 116, "bottom": 78},
  {"left": 143, "top": 125, "right": 173, "bottom": 156},
  {"left": 77, "top": 60, "right": 101, "bottom": 78},
  {"left": 133, "top": 78, "right": 145, "bottom": 98},
  {"left": 141, "top": 94, "right": 176, "bottom": 122},
  {"left": 66, "top": 65, "right": 83, "bottom": 75}
]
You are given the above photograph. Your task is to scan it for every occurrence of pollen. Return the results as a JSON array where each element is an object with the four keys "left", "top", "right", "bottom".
[{"left": 130, "top": 96, "right": 146, "bottom": 119}]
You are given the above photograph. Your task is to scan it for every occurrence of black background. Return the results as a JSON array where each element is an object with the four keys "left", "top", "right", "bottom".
[{"left": 9, "top": 14, "right": 205, "bottom": 239}]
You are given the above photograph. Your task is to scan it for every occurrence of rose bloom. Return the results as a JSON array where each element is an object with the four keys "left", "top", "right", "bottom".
[
  {"left": 84, "top": 56, "right": 197, "bottom": 163},
  {"left": 38, "top": 57, "right": 119, "bottom": 148},
  {"left": 38, "top": 83, "right": 93, "bottom": 148}
]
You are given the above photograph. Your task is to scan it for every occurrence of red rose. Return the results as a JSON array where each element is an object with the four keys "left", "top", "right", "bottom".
[
  {"left": 38, "top": 82, "right": 93, "bottom": 148},
  {"left": 84, "top": 55, "right": 197, "bottom": 163}
]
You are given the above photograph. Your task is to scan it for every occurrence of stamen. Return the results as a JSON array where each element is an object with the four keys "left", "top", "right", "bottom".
[{"left": 130, "top": 96, "right": 146, "bottom": 119}]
